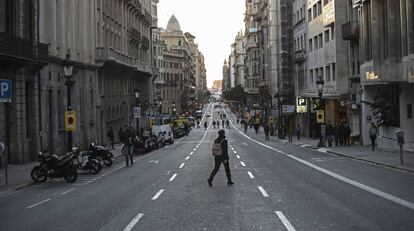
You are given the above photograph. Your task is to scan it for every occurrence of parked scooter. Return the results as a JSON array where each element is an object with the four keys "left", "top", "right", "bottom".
[
  {"left": 88, "top": 143, "right": 113, "bottom": 167},
  {"left": 72, "top": 146, "right": 102, "bottom": 174},
  {"left": 31, "top": 151, "right": 77, "bottom": 183}
]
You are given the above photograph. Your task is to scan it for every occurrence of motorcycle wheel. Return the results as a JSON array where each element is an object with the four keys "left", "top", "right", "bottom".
[
  {"left": 30, "top": 166, "right": 47, "bottom": 183},
  {"left": 64, "top": 166, "right": 78, "bottom": 183},
  {"left": 103, "top": 158, "right": 113, "bottom": 167},
  {"left": 89, "top": 161, "right": 102, "bottom": 174}
]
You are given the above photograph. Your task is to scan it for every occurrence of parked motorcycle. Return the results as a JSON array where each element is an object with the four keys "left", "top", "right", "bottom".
[
  {"left": 72, "top": 146, "right": 102, "bottom": 174},
  {"left": 30, "top": 151, "right": 77, "bottom": 183},
  {"left": 88, "top": 143, "right": 113, "bottom": 167}
]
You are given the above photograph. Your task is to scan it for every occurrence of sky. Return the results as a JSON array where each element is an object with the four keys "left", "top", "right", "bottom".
[{"left": 158, "top": 0, "right": 245, "bottom": 88}]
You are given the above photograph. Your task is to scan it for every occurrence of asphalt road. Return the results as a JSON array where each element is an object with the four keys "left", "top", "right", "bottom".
[{"left": 1, "top": 103, "right": 414, "bottom": 231}]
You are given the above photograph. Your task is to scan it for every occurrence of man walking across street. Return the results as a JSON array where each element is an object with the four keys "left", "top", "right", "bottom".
[
  {"left": 208, "top": 130, "right": 233, "bottom": 186},
  {"left": 369, "top": 123, "right": 378, "bottom": 151}
]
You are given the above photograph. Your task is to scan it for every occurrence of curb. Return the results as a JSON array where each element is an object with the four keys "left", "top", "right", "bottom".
[
  {"left": 0, "top": 181, "right": 34, "bottom": 195},
  {"left": 302, "top": 145, "right": 414, "bottom": 174}
]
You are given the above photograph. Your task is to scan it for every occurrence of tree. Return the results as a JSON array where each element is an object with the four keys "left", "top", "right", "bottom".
[{"left": 223, "top": 85, "right": 246, "bottom": 103}]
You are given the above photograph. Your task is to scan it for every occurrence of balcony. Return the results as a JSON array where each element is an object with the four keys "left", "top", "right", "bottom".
[
  {"left": 245, "top": 42, "right": 258, "bottom": 50},
  {"left": 342, "top": 20, "right": 359, "bottom": 41},
  {"left": 294, "top": 49, "right": 306, "bottom": 63},
  {"left": 96, "top": 47, "right": 151, "bottom": 73},
  {"left": 0, "top": 33, "right": 49, "bottom": 62},
  {"left": 141, "top": 36, "right": 150, "bottom": 50}
]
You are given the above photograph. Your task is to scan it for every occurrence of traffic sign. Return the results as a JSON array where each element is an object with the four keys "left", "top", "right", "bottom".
[
  {"left": 296, "top": 98, "right": 307, "bottom": 113},
  {"left": 133, "top": 107, "right": 141, "bottom": 118},
  {"left": 316, "top": 110, "right": 325, "bottom": 124},
  {"left": 0, "top": 79, "right": 12, "bottom": 103}
]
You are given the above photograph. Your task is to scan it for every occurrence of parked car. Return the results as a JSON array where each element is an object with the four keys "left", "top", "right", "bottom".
[{"left": 152, "top": 125, "right": 174, "bottom": 144}]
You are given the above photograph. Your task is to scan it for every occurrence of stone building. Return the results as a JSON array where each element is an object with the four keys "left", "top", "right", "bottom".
[
  {"left": 304, "top": 0, "right": 349, "bottom": 137},
  {"left": 95, "top": 0, "right": 154, "bottom": 143},
  {"left": 358, "top": 0, "right": 414, "bottom": 150},
  {"left": 233, "top": 31, "right": 247, "bottom": 88},
  {"left": 222, "top": 60, "right": 231, "bottom": 92},
  {"left": 185, "top": 32, "right": 208, "bottom": 103},
  {"left": 293, "top": 0, "right": 309, "bottom": 137},
  {"left": 0, "top": 0, "right": 49, "bottom": 164},
  {"left": 38, "top": 0, "right": 98, "bottom": 154},
  {"left": 161, "top": 15, "right": 196, "bottom": 115}
]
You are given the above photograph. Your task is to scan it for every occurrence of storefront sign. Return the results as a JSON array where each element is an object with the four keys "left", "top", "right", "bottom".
[
  {"left": 296, "top": 98, "right": 307, "bottom": 113},
  {"left": 282, "top": 105, "right": 295, "bottom": 114}
]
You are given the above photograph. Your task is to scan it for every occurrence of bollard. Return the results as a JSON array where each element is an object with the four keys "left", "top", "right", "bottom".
[{"left": 396, "top": 130, "right": 405, "bottom": 165}]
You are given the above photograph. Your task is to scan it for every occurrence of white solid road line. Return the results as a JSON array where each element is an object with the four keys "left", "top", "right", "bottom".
[
  {"left": 226, "top": 109, "right": 414, "bottom": 211},
  {"left": 60, "top": 188, "right": 75, "bottom": 195},
  {"left": 123, "top": 213, "right": 144, "bottom": 231},
  {"left": 247, "top": 171, "right": 255, "bottom": 179},
  {"left": 258, "top": 186, "right": 269, "bottom": 197},
  {"left": 27, "top": 199, "right": 51, "bottom": 209},
  {"left": 240, "top": 161, "right": 246, "bottom": 167},
  {"left": 185, "top": 156, "right": 190, "bottom": 160},
  {"left": 151, "top": 189, "right": 165, "bottom": 200},
  {"left": 169, "top": 173, "right": 177, "bottom": 182},
  {"left": 179, "top": 163, "right": 185, "bottom": 169},
  {"left": 287, "top": 154, "right": 414, "bottom": 210},
  {"left": 275, "top": 211, "right": 296, "bottom": 231},
  {"left": 236, "top": 155, "right": 240, "bottom": 159}
]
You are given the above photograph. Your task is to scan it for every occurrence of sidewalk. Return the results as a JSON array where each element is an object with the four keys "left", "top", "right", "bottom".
[
  {"left": 0, "top": 143, "right": 124, "bottom": 194},
  {"left": 227, "top": 109, "right": 414, "bottom": 173}
]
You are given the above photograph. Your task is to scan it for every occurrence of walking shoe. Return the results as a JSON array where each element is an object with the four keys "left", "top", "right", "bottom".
[
  {"left": 207, "top": 179, "right": 212, "bottom": 187},
  {"left": 227, "top": 181, "right": 234, "bottom": 185}
]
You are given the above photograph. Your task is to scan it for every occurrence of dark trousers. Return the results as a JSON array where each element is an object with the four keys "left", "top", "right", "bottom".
[
  {"left": 370, "top": 136, "right": 376, "bottom": 151},
  {"left": 209, "top": 157, "right": 231, "bottom": 182},
  {"left": 125, "top": 145, "right": 133, "bottom": 166}
]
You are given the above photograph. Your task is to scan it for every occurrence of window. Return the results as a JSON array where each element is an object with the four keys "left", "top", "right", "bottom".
[
  {"left": 325, "top": 65, "right": 331, "bottom": 81},
  {"left": 310, "top": 69, "right": 314, "bottom": 83},
  {"left": 319, "top": 67, "right": 324, "bottom": 80},
  {"left": 318, "top": 34, "right": 323, "bottom": 48},
  {"left": 314, "top": 36, "right": 318, "bottom": 49},
  {"left": 308, "top": 9, "right": 312, "bottom": 21},
  {"left": 313, "top": 5, "right": 317, "bottom": 19},
  {"left": 332, "top": 63, "right": 336, "bottom": 81},
  {"left": 309, "top": 39, "right": 313, "bottom": 51},
  {"left": 317, "top": 1, "right": 322, "bottom": 16},
  {"left": 325, "top": 30, "right": 330, "bottom": 43},
  {"left": 408, "top": 104, "right": 413, "bottom": 119},
  {"left": 314, "top": 68, "right": 318, "bottom": 82},
  {"left": 331, "top": 24, "right": 335, "bottom": 40}
]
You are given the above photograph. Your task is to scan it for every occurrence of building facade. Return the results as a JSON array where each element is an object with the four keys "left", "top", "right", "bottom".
[
  {"left": 95, "top": 0, "right": 154, "bottom": 143},
  {"left": 233, "top": 31, "right": 247, "bottom": 88},
  {"left": 304, "top": 0, "right": 349, "bottom": 138},
  {"left": 0, "top": 0, "right": 49, "bottom": 164},
  {"left": 161, "top": 15, "right": 196, "bottom": 115},
  {"left": 358, "top": 0, "right": 414, "bottom": 150}
]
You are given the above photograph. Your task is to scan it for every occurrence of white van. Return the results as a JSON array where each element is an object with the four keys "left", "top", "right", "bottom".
[{"left": 152, "top": 125, "right": 174, "bottom": 144}]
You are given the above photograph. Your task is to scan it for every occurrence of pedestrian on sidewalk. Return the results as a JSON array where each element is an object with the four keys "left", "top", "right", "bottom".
[
  {"left": 226, "top": 120, "right": 230, "bottom": 128},
  {"left": 334, "top": 123, "right": 339, "bottom": 147},
  {"left": 212, "top": 120, "right": 216, "bottom": 129},
  {"left": 264, "top": 123, "right": 270, "bottom": 141},
  {"left": 244, "top": 122, "right": 248, "bottom": 133},
  {"left": 204, "top": 121, "right": 208, "bottom": 130},
  {"left": 222, "top": 120, "right": 225, "bottom": 129},
  {"left": 369, "top": 123, "right": 378, "bottom": 151},
  {"left": 296, "top": 124, "right": 301, "bottom": 141},
  {"left": 344, "top": 123, "right": 351, "bottom": 146},
  {"left": 254, "top": 123, "right": 259, "bottom": 134},
  {"left": 237, "top": 118, "right": 240, "bottom": 124},
  {"left": 326, "top": 123, "right": 334, "bottom": 147},
  {"left": 107, "top": 126, "right": 115, "bottom": 150},
  {"left": 123, "top": 126, "right": 135, "bottom": 166},
  {"left": 338, "top": 123, "right": 345, "bottom": 146},
  {"left": 208, "top": 130, "right": 233, "bottom": 186}
]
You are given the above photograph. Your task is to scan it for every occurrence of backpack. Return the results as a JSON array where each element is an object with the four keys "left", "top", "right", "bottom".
[{"left": 212, "top": 139, "right": 225, "bottom": 156}]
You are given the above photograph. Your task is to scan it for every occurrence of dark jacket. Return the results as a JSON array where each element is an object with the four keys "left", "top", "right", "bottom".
[{"left": 214, "top": 136, "right": 228, "bottom": 159}]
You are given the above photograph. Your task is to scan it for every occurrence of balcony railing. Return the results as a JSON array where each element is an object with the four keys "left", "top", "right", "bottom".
[
  {"left": 0, "top": 33, "right": 48, "bottom": 61},
  {"left": 342, "top": 20, "right": 359, "bottom": 41},
  {"left": 96, "top": 46, "right": 151, "bottom": 73},
  {"left": 295, "top": 49, "right": 306, "bottom": 62}
]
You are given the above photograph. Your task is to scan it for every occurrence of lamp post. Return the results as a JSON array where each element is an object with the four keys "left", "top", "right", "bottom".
[
  {"left": 134, "top": 89, "right": 140, "bottom": 132},
  {"left": 316, "top": 74, "right": 325, "bottom": 147},
  {"left": 278, "top": 95, "right": 284, "bottom": 139},
  {"left": 63, "top": 53, "right": 75, "bottom": 152}
]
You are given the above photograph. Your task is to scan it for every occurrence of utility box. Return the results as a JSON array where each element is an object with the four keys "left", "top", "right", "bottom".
[{"left": 396, "top": 130, "right": 405, "bottom": 145}]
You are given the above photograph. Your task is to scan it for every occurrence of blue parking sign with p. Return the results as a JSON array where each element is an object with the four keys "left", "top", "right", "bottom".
[{"left": 0, "top": 79, "right": 12, "bottom": 103}]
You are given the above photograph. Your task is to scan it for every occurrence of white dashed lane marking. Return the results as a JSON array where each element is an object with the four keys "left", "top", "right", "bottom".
[
  {"left": 275, "top": 211, "right": 296, "bottom": 231},
  {"left": 179, "top": 163, "right": 185, "bottom": 169},
  {"left": 27, "top": 199, "right": 51, "bottom": 209},
  {"left": 151, "top": 189, "right": 165, "bottom": 200},
  {"left": 240, "top": 161, "right": 246, "bottom": 167},
  {"left": 247, "top": 171, "right": 255, "bottom": 179},
  {"left": 123, "top": 213, "right": 144, "bottom": 231},
  {"left": 169, "top": 173, "right": 177, "bottom": 182},
  {"left": 258, "top": 186, "right": 269, "bottom": 198}
]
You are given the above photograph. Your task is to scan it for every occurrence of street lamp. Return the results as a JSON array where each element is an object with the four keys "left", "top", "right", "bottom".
[
  {"left": 63, "top": 52, "right": 75, "bottom": 152},
  {"left": 134, "top": 89, "right": 140, "bottom": 132},
  {"left": 316, "top": 74, "right": 325, "bottom": 147},
  {"left": 278, "top": 95, "right": 284, "bottom": 139}
]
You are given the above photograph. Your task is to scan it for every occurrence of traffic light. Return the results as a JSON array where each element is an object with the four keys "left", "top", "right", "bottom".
[{"left": 65, "top": 110, "right": 76, "bottom": 131}]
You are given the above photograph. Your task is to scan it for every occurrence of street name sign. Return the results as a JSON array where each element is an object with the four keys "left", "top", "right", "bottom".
[{"left": 0, "top": 79, "right": 12, "bottom": 103}]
